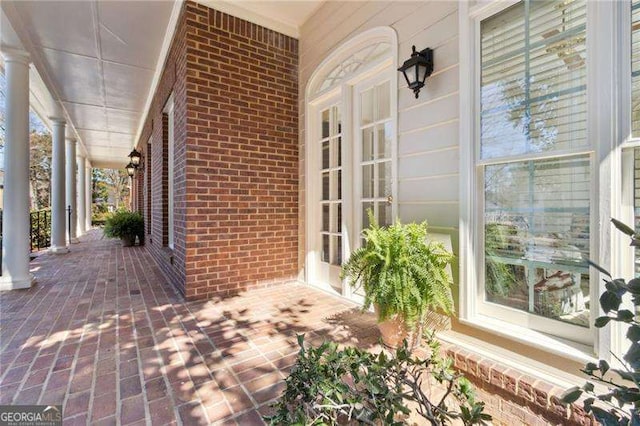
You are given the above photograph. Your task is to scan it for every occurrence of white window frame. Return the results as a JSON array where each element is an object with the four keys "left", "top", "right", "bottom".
[
  {"left": 164, "top": 93, "right": 175, "bottom": 250},
  {"left": 459, "top": 0, "right": 623, "bottom": 360},
  {"left": 305, "top": 27, "right": 398, "bottom": 298}
]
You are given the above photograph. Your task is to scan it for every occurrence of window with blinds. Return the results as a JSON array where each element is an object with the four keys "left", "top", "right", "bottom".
[
  {"left": 633, "top": 1, "right": 640, "bottom": 135},
  {"left": 480, "top": 0, "right": 591, "bottom": 329}
]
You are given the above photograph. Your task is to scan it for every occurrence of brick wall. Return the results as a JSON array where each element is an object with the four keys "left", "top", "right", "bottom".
[
  {"left": 182, "top": 2, "right": 299, "bottom": 300},
  {"left": 439, "top": 342, "right": 594, "bottom": 426},
  {"left": 135, "top": 1, "right": 298, "bottom": 300}
]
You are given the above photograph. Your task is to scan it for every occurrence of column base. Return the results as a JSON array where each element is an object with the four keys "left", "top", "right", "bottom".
[
  {"left": 70, "top": 238, "right": 80, "bottom": 244},
  {"left": 0, "top": 274, "right": 35, "bottom": 291},
  {"left": 50, "top": 245, "right": 69, "bottom": 254}
]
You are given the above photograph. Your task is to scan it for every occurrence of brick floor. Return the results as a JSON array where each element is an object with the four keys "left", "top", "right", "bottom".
[{"left": 0, "top": 230, "right": 379, "bottom": 425}]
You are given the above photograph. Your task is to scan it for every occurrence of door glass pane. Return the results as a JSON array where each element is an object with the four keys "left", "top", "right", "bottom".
[
  {"left": 322, "top": 172, "right": 330, "bottom": 200},
  {"left": 377, "top": 201, "right": 391, "bottom": 227},
  {"left": 362, "top": 202, "right": 374, "bottom": 229},
  {"left": 337, "top": 170, "right": 342, "bottom": 199},
  {"left": 484, "top": 155, "right": 590, "bottom": 328},
  {"left": 322, "top": 141, "right": 330, "bottom": 169},
  {"left": 362, "top": 127, "right": 375, "bottom": 161},
  {"left": 332, "top": 236, "right": 342, "bottom": 265},
  {"left": 361, "top": 88, "right": 374, "bottom": 125},
  {"left": 378, "top": 161, "right": 391, "bottom": 197},
  {"left": 376, "top": 81, "right": 391, "bottom": 120},
  {"left": 337, "top": 204, "right": 342, "bottom": 233},
  {"left": 322, "top": 234, "right": 330, "bottom": 263},
  {"left": 333, "top": 106, "right": 342, "bottom": 134},
  {"left": 322, "top": 204, "right": 330, "bottom": 232},
  {"left": 362, "top": 165, "right": 374, "bottom": 198},
  {"left": 377, "top": 123, "right": 392, "bottom": 159},
  {"left": 322, "top": 109, "right": 330, "bottom": 138},
  {"left": 331, "top": 137, "right": 341, "bottom": 168}
]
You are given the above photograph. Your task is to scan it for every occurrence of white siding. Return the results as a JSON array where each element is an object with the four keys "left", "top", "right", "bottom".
[{"left": 299, "top": 1, "right": 461, "bottom": 273}]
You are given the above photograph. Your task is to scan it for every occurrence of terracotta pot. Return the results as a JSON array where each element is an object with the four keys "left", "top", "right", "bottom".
[
  {"left": 121, "top": 235, "right": 135, "bottom": 247},
  {"left": 374, "top": 305, "right": 423, "bottom": 350}
]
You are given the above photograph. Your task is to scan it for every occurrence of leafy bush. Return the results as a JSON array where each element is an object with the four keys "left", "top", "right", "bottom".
[
  {"left": 561, "top": 219, "right": 640, "bottom": 425},
  {"left": 341, "top": 212, "right": 454, "bottom": 326},
  {"left": 103, "top": 210, "right": 144, "bottom": 241},
  {"left": 265, "top": 334, "right": 490, "bottom": 425}
]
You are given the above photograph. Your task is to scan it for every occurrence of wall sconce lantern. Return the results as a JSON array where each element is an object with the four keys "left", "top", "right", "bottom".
[
  {"left": 398, "top": 45, "right": 434, "bottom": 99},
  {"left": 128, "top": 148, "right": 142, "bottom": 168},
  {"left": 125, "top": 162, "right": 136, "bottom": 177}
]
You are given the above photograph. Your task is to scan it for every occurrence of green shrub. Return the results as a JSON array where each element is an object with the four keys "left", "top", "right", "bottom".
[
  {"left": 265, "top": 334, "right": 491, "bottom": 425},
  {"left": 561, "top": 219, "right": 640, "bottom": 425},
  {"left": 103, "top": 210, "right": 144, "bottom": 241},
  {"left": 341, "top": 211, "right": 454, "bottom": 326}
]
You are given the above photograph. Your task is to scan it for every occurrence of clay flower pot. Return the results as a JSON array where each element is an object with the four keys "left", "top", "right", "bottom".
[
  {"left": 121, "top": 235, "right": 135, "bottom": 247},
  {"left": 375, "top": 305, "right": 423, "bottom": 350}
]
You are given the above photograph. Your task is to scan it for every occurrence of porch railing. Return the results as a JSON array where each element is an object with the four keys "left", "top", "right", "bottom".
[
  {"left": 0, "top": 209, "right": 52, "bottom": 274},
  {"left": 30, "top": 209, "right": 51, "bottom": 252}
]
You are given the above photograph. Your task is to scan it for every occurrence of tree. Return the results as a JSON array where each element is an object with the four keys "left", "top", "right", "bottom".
[
  {"left": 92, "top": 168, "right": 129, "bottom": 210},
  {"left": 29, "top": 130, "right": 52, "bottom": 210}
]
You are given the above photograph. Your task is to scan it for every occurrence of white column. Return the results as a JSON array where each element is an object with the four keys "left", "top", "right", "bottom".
[
  {"left": 66, "top": 138, "right": 78, "bottom": 243},
  {"left": 0, "top": 49, "right": 33, "bottom": 290},
  {"left": 85, "top": 159, "right": 92, "bottom": 231},
  {"left": 50, "top": 117, "right": 67, "bottom": 253},
  {"left": 76, "top": 155, "right": 86, "bottom": 236}
]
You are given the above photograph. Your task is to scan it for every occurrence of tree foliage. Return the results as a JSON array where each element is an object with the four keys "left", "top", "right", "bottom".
[{"left": 561, "top": 219, "right": 640, "bottom": 425}]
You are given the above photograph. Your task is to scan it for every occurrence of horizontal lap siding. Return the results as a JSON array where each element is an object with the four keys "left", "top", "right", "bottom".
[
  {"left": 299, "top": 1, "right": 461, "bottom": 276},
  {"left": 183, "top": 2, "right": 299, "bottom": 299}
]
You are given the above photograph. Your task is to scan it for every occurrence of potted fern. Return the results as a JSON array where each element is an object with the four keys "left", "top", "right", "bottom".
[
  {"left": 104, "top": 210, "right": 144, "bottom": 247},
  {"left": 341, "top": 212, "right": 454, "bottom": 349}
]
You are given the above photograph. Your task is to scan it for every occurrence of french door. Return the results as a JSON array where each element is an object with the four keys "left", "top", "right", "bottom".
[{"left": 308, "top": 69, "right": 396, "bottom": 299}]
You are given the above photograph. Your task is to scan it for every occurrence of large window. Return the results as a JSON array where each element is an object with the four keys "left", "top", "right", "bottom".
[
  {"left": 164, "top": 95, "right": 175, "bottom": 250},
  {"left": 477, "top": 0, "right": 592, "bottom": 341}
]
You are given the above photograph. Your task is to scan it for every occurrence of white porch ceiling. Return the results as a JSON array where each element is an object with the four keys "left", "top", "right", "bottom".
[
  {"left": 1, "top": 0, "right": 323, "bottom": 168},
  {"left": 2, "top": 1, "right": 175, "bottom": 169}
]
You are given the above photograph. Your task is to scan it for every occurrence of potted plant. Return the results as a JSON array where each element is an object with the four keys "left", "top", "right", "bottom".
[
  {"left": 341, "top": 212, "right": 454, "bottom": 349},
  {"left": 104, "top": 210, "right": 144, "bottom": 247}
]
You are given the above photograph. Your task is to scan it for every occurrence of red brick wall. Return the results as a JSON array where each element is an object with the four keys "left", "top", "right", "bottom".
[
  {"left": 136, "top": 1, "right": 299, "bottom": 300},
  {"left": 183, "top": 2, "right": 299, "bottom": 299},
  {"left": 441, "top": 343, "right": 594, "bottom": 425}
]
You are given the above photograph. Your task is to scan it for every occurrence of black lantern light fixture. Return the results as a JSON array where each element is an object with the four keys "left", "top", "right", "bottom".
[
  {"left": 125, "top": 162, "right": 135, "bottom": 177},
  {"left": 128, "top": 148, "right": 142, "bottom": 168},
  {"left": 398, "top": 45, "right": 434, "bottom": 99}
]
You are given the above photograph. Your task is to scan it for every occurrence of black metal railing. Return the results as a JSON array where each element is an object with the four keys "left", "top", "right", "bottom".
[{"left": 30, "top": 209, "right": 51, "bottom": 252}]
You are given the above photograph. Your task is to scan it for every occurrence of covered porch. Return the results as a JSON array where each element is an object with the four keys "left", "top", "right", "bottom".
[{"left": 0, "top": 230, "right": 377, "bottom": 425}]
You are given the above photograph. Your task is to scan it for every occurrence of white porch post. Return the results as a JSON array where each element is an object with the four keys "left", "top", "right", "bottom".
[
  {"left": 66, "top": 138, "right": 78, "bottom": 243},
  {"left": 85, "top": 159, "right": 91, "bottom": 230},
  {"left": 50, "top": 117, "right": 68, "bottom": 253},
  {"left": 77, "top": 155, "right": 86, "bottom": 236},
  {"left": 0, "top": 48, "right": 33, "bottom": 290}
]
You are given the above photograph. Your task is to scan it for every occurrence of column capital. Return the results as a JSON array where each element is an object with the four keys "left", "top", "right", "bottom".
[
  {"left": 48, "top": 116, "right": 66, "bottom": 125},
  {"left": 1, "top": 47, "right": 30, "bottom": 65}
]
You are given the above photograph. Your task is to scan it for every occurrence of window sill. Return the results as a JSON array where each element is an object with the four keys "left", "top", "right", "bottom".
[{"left": 456, "top": 315, "right": 596, "bottom": 374}]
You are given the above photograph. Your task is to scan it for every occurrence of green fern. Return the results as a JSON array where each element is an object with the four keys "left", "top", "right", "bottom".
[{"left": 341, "top": 211, "right": 454, "bottom": 327}]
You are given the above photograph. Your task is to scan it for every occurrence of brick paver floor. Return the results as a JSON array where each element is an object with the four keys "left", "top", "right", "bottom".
[{"left": 0, "top": 230, "right": 380, "bottom": 425}]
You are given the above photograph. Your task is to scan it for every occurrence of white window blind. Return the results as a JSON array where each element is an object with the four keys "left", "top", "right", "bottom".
[
  {"left": 632, "top": 1, "right": 640, "bottom": 136},
  {"left": 480, "top": 0, "right": 591, "bottom": 331},
  {"left": 481, "top": 0, "right": 587, "bottom": 159}
]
